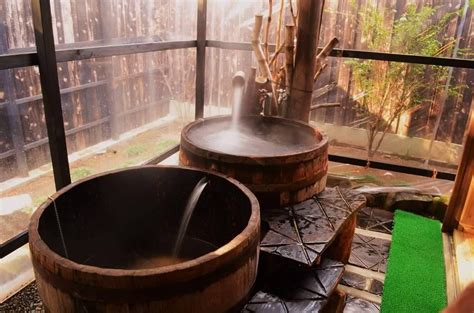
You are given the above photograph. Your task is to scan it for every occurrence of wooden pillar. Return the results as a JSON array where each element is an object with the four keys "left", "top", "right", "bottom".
[
  {"left": 287, "top": 0, "right": 325, "bottom": 123},
  {"left": 459, "top": 177, "right": 474, "bottom": 233},
  {"left": 443, "top": 113, "right": 474, "bottom": 232},
  {"left": 195, "top": 0, "right": 207, "bottom": 119},
  {"left": 31, "top": 0, "right": 71, "bottom": 190},
  {"left": 0, "top": 23, "right": 28, "bottom": 177}
]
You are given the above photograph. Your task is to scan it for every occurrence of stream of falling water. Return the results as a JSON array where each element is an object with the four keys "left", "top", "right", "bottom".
[
  {"left": 172, "top": 177, "right": 209, "bottom": 257},
  {"left": 231, "top": 85, "right": 243, "bottom": 130}
]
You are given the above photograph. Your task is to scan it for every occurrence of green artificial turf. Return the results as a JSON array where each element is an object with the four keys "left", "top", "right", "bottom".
[{"left": 381, "top": 210, "right": 447, "bottom": 313}]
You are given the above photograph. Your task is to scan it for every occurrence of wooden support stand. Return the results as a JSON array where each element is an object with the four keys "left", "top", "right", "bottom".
[
  {"left": 325, "top": 215, "right": 357, "bottom": 263},
  {"left": 321, "top": 288, "right": 347, "bottom": 313}
]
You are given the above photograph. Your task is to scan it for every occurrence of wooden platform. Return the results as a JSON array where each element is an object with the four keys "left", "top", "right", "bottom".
[
  {"left": 260, "top": 187, "right": 366, "bottom": 266},
  {"left": 242, "top": 187, "right": 366, "bottom": 312}
]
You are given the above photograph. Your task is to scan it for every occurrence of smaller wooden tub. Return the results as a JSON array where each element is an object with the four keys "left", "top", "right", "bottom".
[
  {"left": 180, "top": 115, "right": 329, "bottom": 208},
  {"left": 29, "top": 166, "right": 260, "bottom": 313}
]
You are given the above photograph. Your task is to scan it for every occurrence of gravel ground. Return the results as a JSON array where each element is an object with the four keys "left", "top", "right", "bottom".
[{"left": 0, "top": 283, "right": 43, "bottom": 313}]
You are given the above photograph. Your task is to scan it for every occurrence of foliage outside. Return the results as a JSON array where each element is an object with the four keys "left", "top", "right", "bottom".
[{"left": 348, "top": 4, "right": 464, "bottom": 159}]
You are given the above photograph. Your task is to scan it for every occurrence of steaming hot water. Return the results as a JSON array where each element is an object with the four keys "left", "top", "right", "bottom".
[
  {"left": 173, "top": 177, "right": 209, "bottom": 257},
  {"left": 187, "top": 117, "right": 319, "bottom": 157},
  {"left": 45, "top": 175, "right": 214, "bottom": 271},
  {"left": 231, "top": 84, "right": 243, "bottom": 130},
  {"left": 131, "top": 177, "right": 210, "bottom": 268},
  {"left": 188, "top": 79, "right": 319, "bottom": 157}
]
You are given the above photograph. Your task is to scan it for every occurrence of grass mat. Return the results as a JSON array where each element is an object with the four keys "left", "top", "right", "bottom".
[{"left": 381, "top": 210, "right": 446, "bottom": 313}]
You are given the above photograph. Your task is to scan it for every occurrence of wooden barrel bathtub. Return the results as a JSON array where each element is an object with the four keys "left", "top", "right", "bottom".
[
  {"left": 29, "top": 166, "right": 260, "bottom": 313},
  {"left": 180, "top": 115, "right": 328, "bottom": 208}
]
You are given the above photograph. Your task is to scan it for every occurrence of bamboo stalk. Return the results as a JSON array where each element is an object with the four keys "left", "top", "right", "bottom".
[
  {"left": 252, "top": 14, "right": 278, "bottom": 115},
  {"left": 252, "top": 15, "right": 272, "bottom": 80},
  {"left": 314, "top": 37, "right": 339, "bottom": 81},
  {"left": 314, "top": 63, "right": 328, "bottom": 81},
  {"left": 285, "top": 24, "right": 295, "bottom": 94},
  {"left": 264, "top": 0, "right": 273, "bottom": 61},
  {"left": 269, "top": 43, "right": 285, "bottom": 67},
  {"left": 274, "top": 0, "right": 285, "bottom": 72},
  {"left": 289, "top": 0, "right": 298, "bottom": 27}
]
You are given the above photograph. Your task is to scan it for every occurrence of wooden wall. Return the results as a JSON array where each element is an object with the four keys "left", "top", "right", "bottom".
[
  {"left": 0, "top": 0, "right": 197, "bottom": 180},
  {"left": 1, "top": 0, "right": 473, "bottom": 180}
]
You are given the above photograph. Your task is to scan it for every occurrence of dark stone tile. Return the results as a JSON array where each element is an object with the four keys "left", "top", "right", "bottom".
[
  {"left": 343, "top": 296, "right": 380, "bottom": 313},
  {"left": 242, "top": 259, "right": 344, "bottom": 313},
  {"left": 357, "top": 207, "right": 394, "bottom": 234},
  {"left": 341, "top": 271, "right": 384, "bottom": 296},
  {"left": 261, "top": 188, "right": 366, "bottom": 266},
  {"left": 349, "top": 234, "right": 390, "bottom": 273}
]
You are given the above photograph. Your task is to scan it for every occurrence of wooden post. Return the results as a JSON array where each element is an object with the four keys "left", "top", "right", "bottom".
[
  {"left": 31, "top": 0, "right": 71, "bottom": 189},
  {"left": 0, "top": 23, "right": 28, "bottom": 177},
  {"left": 195, "top": 0, "right": 207, "bottom": 119},
  {"left": 459, "top": 178, "right": 474, "bottom": 233},
  {"left": 325, "top": 214, "right": 357, "bottom": 263},
  {"left": 321, "top": 288, "right": 346, "bottom": 313},
  {"left": 443, "top": 113, "right": 474, "bottom": 232},
  {"left": 287, "top": 0, "right": 325, "bottom": 123}
]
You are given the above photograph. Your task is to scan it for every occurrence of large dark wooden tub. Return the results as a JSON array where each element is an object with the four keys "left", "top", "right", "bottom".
[
  {"left": 29, "top": 166, "right": 260, "bottom": 313},
  {"left": 180, "top": 115, "right": 328, "bottom": 208}
]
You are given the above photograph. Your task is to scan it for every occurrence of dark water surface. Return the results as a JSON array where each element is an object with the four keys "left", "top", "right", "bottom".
[{"left": 187, "top": 117, "right": 320, "bottom": 157}]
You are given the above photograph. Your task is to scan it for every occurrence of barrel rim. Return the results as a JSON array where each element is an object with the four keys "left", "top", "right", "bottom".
[
  {"left": 28, "top": 165, "right": 260, "bottom": 287},
  {"left": 181, "top": 115, "right": 329, "bottom": 165}
]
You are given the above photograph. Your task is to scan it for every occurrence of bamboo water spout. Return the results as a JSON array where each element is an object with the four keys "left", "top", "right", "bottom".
[
  {"left": 248, "top": 0, "right": 338, "bottom": 122},
  {"left": 231, "top": 71, "right": 246, "bottom": 129}
]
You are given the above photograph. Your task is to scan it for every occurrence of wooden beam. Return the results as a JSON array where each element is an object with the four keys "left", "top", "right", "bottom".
[
  {"left": 0, "top": 52, "right": 38, "bottom": 70},
  {"left": 195, "top": 0, "right": 207, "bottom": 119},
  {"left": 344, "top": 264, "right": 385, "bottom": 283},
  {"left": 453, "top": 229, "right": 474, "bottom": 291},
  {"left": 355, "top": 228, "right": 392, "bottom": 241},
  {"left": 55, "top": 41, "right": 196, "bottom": 63},
  {"left": 31, "top": 0, "right": 71, "bottom": 189},
  {"left": 142, "top": 144, "right": 180, "bottom": 166},
  {"left": 459, "top": 177, "right": 474, "bottom": 232},
  {"left": 442, "top": 232, "right": 460, "bottom": 303},
  {"left": 443, "top": 113, "right": 474, "bottom": 232},
  {"left": 205, "top": 40, "right": 474, "bottom": 69},
  {"left": 337, "top": 284, "right": 382, "bottom": 304}
]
